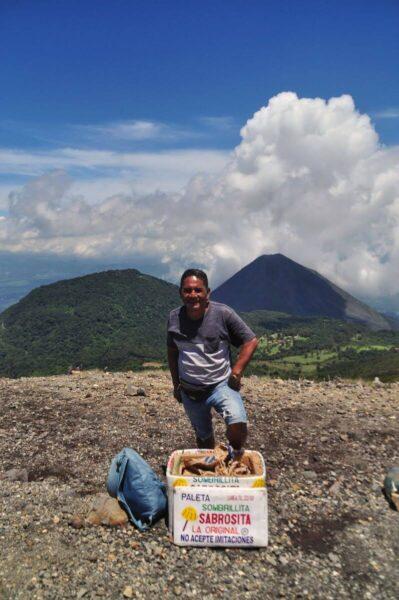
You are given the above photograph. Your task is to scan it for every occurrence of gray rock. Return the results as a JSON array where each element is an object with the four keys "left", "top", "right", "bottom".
[
  {"left": 384, "top": 466, "right": 399, "bottom": 510},
  {"left": 126, "top": 384, "right": 147, "bottom": 397},
  {"left": 125, "top": 383, "right": 136, "bottom": 396},
  {"left": 1, "top": 468, "right": 29, "bottom": 483},
  {"left": 279, "top": 555, "right": 289, "bottom": 566},
  {"left": 328, "top": 477, "right": 343, "bottom": 496}
]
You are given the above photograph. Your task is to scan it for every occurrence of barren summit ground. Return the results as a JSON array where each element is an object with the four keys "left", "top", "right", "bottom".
[{"left": 0, "top": 370, "right": 398, "bottom": 599}]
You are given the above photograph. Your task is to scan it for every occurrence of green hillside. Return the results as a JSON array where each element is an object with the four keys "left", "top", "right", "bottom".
[
  {"left": 0, "top": 269, "right": 180, "bottom": 377},
  {"left": 242, "top": 310, "right": 399, "bottom": 382}
]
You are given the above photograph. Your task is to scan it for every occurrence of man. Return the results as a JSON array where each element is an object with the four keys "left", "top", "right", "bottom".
[{"left": 167, "top": 268, "right": 258, "bottom": 457}]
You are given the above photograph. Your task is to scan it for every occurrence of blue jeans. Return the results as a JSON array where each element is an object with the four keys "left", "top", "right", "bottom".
[{"left": 180, "top": 379, "right": 248, "bottom": 441}]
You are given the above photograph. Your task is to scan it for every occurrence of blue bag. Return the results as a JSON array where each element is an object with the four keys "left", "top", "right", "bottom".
[{"left": 106, "top": 448, "right": 167, "bottom": 531}]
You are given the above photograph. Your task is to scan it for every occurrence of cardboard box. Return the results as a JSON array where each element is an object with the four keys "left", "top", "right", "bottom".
[
  {"left": 173, "top": 485, "right": 268, "bottom": 547},
  {"left": 166, "top": 449, "right": 268, "bottom": 547}
]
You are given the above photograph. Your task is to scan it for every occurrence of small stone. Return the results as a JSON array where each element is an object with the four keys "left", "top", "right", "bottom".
[
  {"left": 304, "top": 470, "right": 317, "bottom": 481},
  {"left": 53, "top": 515, "right": 60, "bottom": 524},
  {"left": 173, "top": 586, "right": 183, "bottom": 596},
  {"left": 135, "top": 388, "right": 147, "bottom": 397},
  {"left": 328, "top": 552, "right": 339, "bottom": 564},
  {"left": 279, "top": 555, "right": 289, "bottom": 566},
  {"left": 86, "top": 494, "right": 129, "bottom": 526},
  {"left": 123, "top": 587, "right": 134, "bottom": 598},
  {"left": 69, "top": 516, "right": 84, "bottom": 529},
  {"left": 1, "top": 468, "right": 29, "bottom": 483},
  {"left": 391, "top": 492, "right": 399, "bottom": 511},
  {"left": 328, "top": 477, "right": 343, "bottom": 496},
  {"left": 77, "top": 589, "right": 88, "bottom": 598}
]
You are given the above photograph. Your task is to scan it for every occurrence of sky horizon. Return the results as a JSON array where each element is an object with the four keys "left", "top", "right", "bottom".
[{"left": 1, "top": 0, "right": 398, "bottom": 302}]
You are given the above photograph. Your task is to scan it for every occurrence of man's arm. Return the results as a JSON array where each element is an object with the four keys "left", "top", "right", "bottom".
[
  {"left": 167, "top": 345, "right": 182, "bottom": 401},
  {"left": 229, "top": 337, "right": 258, "bottom": 390}
]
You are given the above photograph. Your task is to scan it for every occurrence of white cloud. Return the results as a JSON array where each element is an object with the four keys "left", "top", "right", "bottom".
[
  {"left": 374, "top": 108, "right": 399, "bottom": 119},
  {"left": 101, "top": 120, "right": 164, "bottom": 140},
  {"left": 0, "top": 147, "right": 229, "bottom": 192},
  {"left": 83, "top": 119, "right": 194, "bottom": 141},
  {"left": 199, "top": 116, "right": 236, "bottom": 130},
  {"left": 1, "top": 92, "right": 399, "bottom": 298}
]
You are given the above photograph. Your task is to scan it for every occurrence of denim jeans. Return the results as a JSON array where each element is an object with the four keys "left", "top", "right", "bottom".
[{"left": 180, "top": 378, "right": 247, "bottom": 441}]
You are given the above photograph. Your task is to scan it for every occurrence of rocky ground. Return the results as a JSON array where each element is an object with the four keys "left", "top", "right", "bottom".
[{"left": 0, "top": 370, "right": 398, "bottom": 599}]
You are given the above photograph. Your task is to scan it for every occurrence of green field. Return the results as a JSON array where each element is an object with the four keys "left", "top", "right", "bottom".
[{"left": 242, "top": 312, "right": 399, "bottom": 382}]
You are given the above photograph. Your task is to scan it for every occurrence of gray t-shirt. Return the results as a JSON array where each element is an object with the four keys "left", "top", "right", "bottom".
[{"left": 167, "top": 301, "right": 256, "bottom": 388}]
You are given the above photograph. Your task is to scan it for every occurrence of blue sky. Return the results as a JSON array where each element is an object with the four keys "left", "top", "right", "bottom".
[
  {"left": 1, "top": 0, "right": 398, "bottom": 145},
  {"left": 0, "top": 0, "right": 399, "bottom": 302}
]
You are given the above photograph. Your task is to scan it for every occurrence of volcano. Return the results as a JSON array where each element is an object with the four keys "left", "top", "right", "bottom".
[{"left": 212, "top": 254, "right": 390, "bottom": 331}]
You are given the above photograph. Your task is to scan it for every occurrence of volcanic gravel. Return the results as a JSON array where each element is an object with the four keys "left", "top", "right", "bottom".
[{"left": 0, "top": 370, "right": 398, "bottom": 599}]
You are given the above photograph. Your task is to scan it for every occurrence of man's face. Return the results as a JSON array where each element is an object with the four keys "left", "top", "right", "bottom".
[{"left": 180, "top": 276, "right": 210, "bottom": 320}]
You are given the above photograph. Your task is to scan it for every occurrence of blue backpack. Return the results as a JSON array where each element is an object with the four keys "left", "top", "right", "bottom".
[{"left": 106, "top": 448, "right": 167, "bottom": 531}]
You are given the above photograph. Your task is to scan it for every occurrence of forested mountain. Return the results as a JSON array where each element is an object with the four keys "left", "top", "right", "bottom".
[{"left": 0, "top": 269, "right": 180, "bottom": 377}]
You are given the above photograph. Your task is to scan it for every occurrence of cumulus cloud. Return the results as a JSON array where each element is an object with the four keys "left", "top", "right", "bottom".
[{"left": 1, "top": 92, "right": 399, "bottom": 297}]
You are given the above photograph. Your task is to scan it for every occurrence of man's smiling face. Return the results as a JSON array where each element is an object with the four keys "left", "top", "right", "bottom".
[{"left": 180, "top": 275, "right": 210, "bottom": 320}]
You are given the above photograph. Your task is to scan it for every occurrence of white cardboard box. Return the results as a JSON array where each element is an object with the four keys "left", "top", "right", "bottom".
[
  {"left": 173, "top": 486, "right": 268, "bottom": 547},
  {"left": 166, "top": 449, "right": 268, "bottom": 547}
]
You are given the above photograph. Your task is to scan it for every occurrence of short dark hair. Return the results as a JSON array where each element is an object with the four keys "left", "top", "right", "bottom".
[{"left": 180, "top": 268, "right": 209, "bottom": 290}]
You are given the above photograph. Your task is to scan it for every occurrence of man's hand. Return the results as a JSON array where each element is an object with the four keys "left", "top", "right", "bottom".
[
  {"left": 228, "top": 372, "right": 242, "bottom": 391},
  {"left": 229, "top": 337, "right": 258, "bottom": 390},
  {"left": 173, "top": 384, "right": 182, "bottom": 403}
]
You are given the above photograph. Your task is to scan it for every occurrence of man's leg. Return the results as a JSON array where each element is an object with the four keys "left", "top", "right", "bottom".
[
  {"left": 180, "top": 390, "right": 215, "bottom": 448},
  {"left": 196, "top": 433, "right": 215, "bottom": 449},
  {"left": 208, "top": 381, "right": 248, "bottom": 452},
  {"left": 226, "top": 422, "right": 247, "bottom": 452}
]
